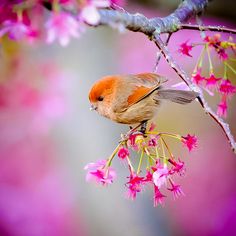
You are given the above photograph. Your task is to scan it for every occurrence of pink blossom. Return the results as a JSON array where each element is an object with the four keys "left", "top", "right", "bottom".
[
  {"left": 153, "top": 186, "right": 166, "bottom": 207},
  {"left": 153, "top": 165, "right": 168, "bottom": 188},
  {"left": 168, "top": 158, "right": 185, "bottom": 176},
  {"left": 0, "top": 20, "right": 30, "bottom": 40},
  {"left": 192, "top": 70, "right": 205, "bottom": 85},
  {"left": 178, "top": 41, "right": 193, "bottom": 57},
  {"left": 126, "top": 174, "right": 144, "bottom": 200},
  {"left": 219, "top": 79, "right": 236, "bottom": 96},
  {"left": 117, "top": 147, "right": 129, "bottom": 159},
  {"left": 45, "top": 12, "right": 81, "bottom": 46},
  {"left": 182, "top": 134, "right": 198, "bottom": 151},
  {"left": 148, "top": 135, "right": 158, "bottom": 147},
  {"left": 144, "top": 171, "right": 153, "bottom": 182},
  {"left": 205, "top": 74, "right": 221, "bottom": 90},
  {"left": 218, "top": 48, "right": 228, "bottom": 61},
  {"left": 217, "top": 99, "right": 228, "bottom": 118},
  {"left": 205, "top": 34, "right": 229, "bottom": 60},
  {"left": 84, "top": 159, "right": 116, "bottom": 185},
  {"left": 80, "top": 0, "right": 111, "bottom": 25},
  {"left": 205, "top": 34, "right": 221, "bottom": 47},
  {"left": 127, "top": 132, "right": 143, "bottom": 151},
  {"left": 167, "top": 180, "right": 184, "bottom": 199}
]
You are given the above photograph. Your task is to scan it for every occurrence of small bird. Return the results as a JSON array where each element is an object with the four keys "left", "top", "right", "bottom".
[{"left": 89, "top": 73, "right": 198, "bottom": 132}]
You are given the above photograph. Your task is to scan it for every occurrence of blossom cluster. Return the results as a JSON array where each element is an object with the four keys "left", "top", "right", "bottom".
[
  {"left": 179, "top": 34, "right": 236, "bottom": 118},
  {"left": 0, "top": 0, "right": 115, "bottom": 46},
  {"left": 85, "top": 124, "right": 198, "bottom": 207}
]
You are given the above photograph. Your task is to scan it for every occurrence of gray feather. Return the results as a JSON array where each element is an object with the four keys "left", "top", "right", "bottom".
[{"left": 156, "top": 89, "right": 199, "bottom": 104}]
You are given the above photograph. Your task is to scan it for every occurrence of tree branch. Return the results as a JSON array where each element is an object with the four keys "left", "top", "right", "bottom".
[
  {"left": 153, "top": 33, "right": 172, "bottom": 72},
  {"left": 98, "top": 0, "right": 236, "bottom": 153},
  {"left": 98, "top": 0, "right": 209, "bottom": 35},
  {"left": 153, "top": 35, "right": 236, "bottom": 153},
  {"left": 46, "top": 0, "right": 236, "bottom": 152}
]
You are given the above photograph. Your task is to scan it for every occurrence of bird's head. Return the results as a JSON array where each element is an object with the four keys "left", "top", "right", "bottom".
[{"left": 89, "top": 76, "right": 118, "bottom": 118}]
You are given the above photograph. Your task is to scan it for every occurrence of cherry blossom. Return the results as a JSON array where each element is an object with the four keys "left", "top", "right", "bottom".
[
  {"left": 45, "top": 12, "right": 81, "bottom": 46},
  {"left": 218, "top": 48, "right": 228, "bottom": 61},
  {"left": 217, "top": 99, "right": 228, "bottom": 118},
  {"left": 182, "top": 134, "right": 198, "bottom": 151},
  {"left": 117, "top": 147, "right": 129, "bottom": 159},
  {"left": 192, "top": 69, "right": 205, "bottom": 85},
  {"left": 205, "top": 74, "right": 221, "bottom": 90},
  {"left": 148, "top": 135, "right": 158, "bottom": 147},
  {"left": 84, "top": 159, "right": 116, "bottom": 185},
  {"left": 126, "top": 174, "right": 144, "bottom": 200},
  {"left": 153, "top": 186, "right": 166, "bottom": 207},
  {"left": 178, "top": 41, "right": 193, "bottom": 57},
  {"left": 0, "top": 20, "right": 30, "bottom": 40},
  {"left": 167, "top": 180, "right": 184, "bottom": 199},
  {"left": 219, "top": 79, "right": 236, "bottom": 96},
  {"left": 168, "top": 158, "right": 185, "bottom": 176},
  {"left": 153, "top": 165, "right": 169, "bottom": 188},
  {"left": 80, "top": 0, "right": 111, "bottom": 25}
]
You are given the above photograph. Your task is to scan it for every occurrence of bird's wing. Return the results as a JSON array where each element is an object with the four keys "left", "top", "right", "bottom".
[
  {"left": 112, "top": 73, "right": 167, "bottom": 113},
  {"left": 126, "top": 73, "right": 167, "bottom": 107},
  {"left": 131, "top": 73, "right": 167, "bottom": 87},
  {"left": 127, "top": 86, "right": 154, "bottom": 106}
]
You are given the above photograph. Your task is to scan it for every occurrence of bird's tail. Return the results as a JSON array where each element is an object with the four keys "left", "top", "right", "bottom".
[{"left": 156, "top": 89, "right": 199, "bottom": 104}]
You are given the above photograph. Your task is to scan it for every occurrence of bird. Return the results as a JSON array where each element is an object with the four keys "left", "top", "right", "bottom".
[{"left": 88, "top": 73, "right": 198, "bottom": 133}]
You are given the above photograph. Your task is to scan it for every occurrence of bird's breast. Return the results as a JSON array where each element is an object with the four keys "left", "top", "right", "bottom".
[{"left": 112, "top": 94, "right": 161, "bottom": 124}]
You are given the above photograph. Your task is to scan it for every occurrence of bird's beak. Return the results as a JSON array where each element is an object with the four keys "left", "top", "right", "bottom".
[{"left": 90, "top": 104, "right": 97, "bottom": 111}]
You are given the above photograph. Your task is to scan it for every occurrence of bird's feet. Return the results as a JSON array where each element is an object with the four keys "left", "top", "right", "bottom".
[
  {"left": 140, "top": 120, "right": 147, "bottom": 137},
  {"left": 120, "top": 121, "right": 148, "bottom": 143}
]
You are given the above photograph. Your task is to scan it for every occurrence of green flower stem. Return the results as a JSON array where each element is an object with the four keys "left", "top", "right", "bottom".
[
  {"left": 159, "top": 132, "right": 182, "bottom": 140},
  {"left": 144, "top": 147, "right": 154, "bottom": 168},
  {"left": 148, "top": 156, "right": 153, "bottom": 167},
  {"left": 160, "top": 138, "right": 168, "bottom": 165},
  {"left": 53, "top": 0, "right": 60, "bottom": 12},
  {"left": 106, "top": 143, "right": 122, "bottom": 168},
  {"left": 146, "top": 155, "right": 150, "bottom": 169},
  {"left": 148, "top": 154, "right": 158, "bottom": 162},
  {"left": 145, "top": 131, "right": 158, "bottom": 135},
  {"left": 206, "top": 44, "right": 214, "bottom": 74},
  {"left": 225, "top": 62, "right": 236, "bottom": 74},
  {"left": 137, "top": 149, "right": 144, "bottom": 174},
  {"left": 155, "top": 147, "right": 160, "bottom": 160},
  {"left": 223, "top": 62, "right": 228, "bottom": 79},
  {"left": 146, "top": 131, "right": 181, "bottom": 140},
  {"left": 193, "top": 45, "right": 206, "bottom": 73},
  {"left": 161, "top": 137, "right": 174, "bottom": 160},
  {"left": 127, "top": 157, "right": 135, "bottom": 173}
]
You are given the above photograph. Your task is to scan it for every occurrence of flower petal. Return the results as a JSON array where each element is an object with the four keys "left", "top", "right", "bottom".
[{"left": 81, "top": 5, "right": 100, "bottom": 25}]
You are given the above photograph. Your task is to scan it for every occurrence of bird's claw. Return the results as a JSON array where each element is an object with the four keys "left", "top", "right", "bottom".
[
  {"left": 140, "top": 120, "right": 148, "bottom": 137},
  {"left": 119, "top": 130, "right": 145, "bottom": 143}
]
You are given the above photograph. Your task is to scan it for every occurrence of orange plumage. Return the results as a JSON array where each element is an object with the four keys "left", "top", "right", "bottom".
[{"left": 88, "top": 73, "right": 198, "bottom": 125}]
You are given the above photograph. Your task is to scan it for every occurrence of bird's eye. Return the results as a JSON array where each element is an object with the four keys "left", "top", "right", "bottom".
[{"left": 97, "top": 96, "right": 104, "bottom": 101}]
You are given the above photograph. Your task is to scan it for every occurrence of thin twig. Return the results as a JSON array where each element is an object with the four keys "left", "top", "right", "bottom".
[
  {"left": 153, "top": 33, "right": 172, "bottom": 72},
  {"left": 180, "top": 24, "right": 236, "bottom": 34}
]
